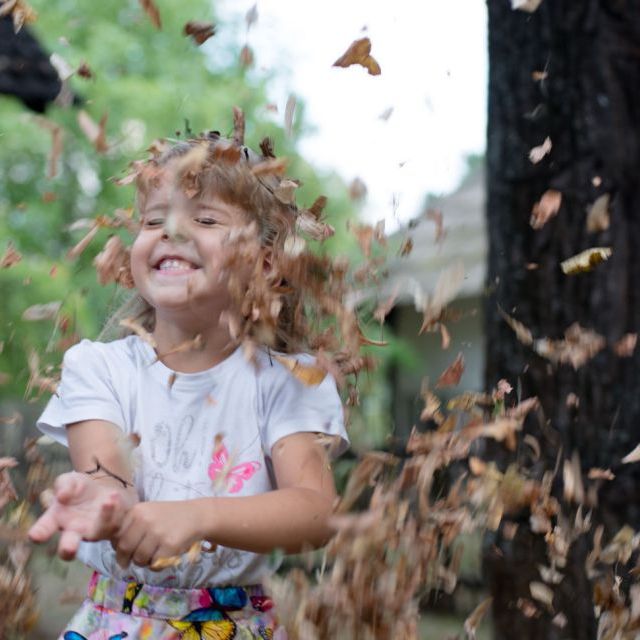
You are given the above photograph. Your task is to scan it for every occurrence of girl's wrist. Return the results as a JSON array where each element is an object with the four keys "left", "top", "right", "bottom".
[{"left": 196, "top": 497, "right": 220, "bottom": 543}]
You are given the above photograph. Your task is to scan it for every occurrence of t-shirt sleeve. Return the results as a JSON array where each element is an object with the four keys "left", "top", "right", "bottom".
[
  {"left": 257, "top": 353, "right": 349, "bottom": 458},
  {"left": 37, "top": 339, "right": 126, "bottom": 445}
]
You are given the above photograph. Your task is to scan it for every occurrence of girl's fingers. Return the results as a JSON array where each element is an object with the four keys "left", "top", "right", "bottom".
[
  {"left": 114, "top": 524, "right": 144, "bottom": 569},
  {"left": 131, "top": 535, "right": 158, "bottom": 568},
  {"left": 55, "top": 473, "right": 81, "bottom": 504},
  {"left": 57, "top": 529, "right": 82, "bottom": 561},
  {"left": 28, "top": 509, "right": 59, "bottom": 543}
]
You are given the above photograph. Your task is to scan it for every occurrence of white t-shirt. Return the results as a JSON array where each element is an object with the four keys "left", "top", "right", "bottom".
[{"left": 38, "top": 335, "right": 348, "bottom": 588}]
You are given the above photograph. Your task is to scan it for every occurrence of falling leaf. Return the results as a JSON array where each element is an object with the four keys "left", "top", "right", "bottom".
[
  {"left": 245, "top": 3, "right": 258, "bottom": 29},
  {"left": 183, "top": 21, "right": 216, "bottom": 45},
  {"left": 251, "top": 158, "right": 288, "bottom": 177},
  {"left": 622, "top": 443, "right": 640, "bottom": 464},
  {"left": 533, "top": 323, "right": 605, "bottom": 369},
  {"left": 274, "top": 355, "right": 327, "bottom": 386},
  {"left": 440, "top": 323, "right": 451, "bottom": 349},
  {"left": 49, "top": 52, "right": 74, "bottom": 81},
  {"left": 499, "top": 308, "right": 533, "bottom": 346},
  {"left": 529, "top": 136, "right": 552, "bottom": 164},
  {"left": 529, "top": 581, "right": 554, "bottom": 609},
  {"left": 1, "top": 243, "right": 21, "bottom": 268},
  {"left": 156, "top": 335, "right": 204, "bottom": 359},
  {"left": 77, "top": 110, "right": 109, "bottom": 153},
  {"left": 588, "top": 468, "right": 615, "bottom": 481},
  {"left": 139, "top": 0, "right": 161, "bottom": 29},
  {"left": 512, "top": 0, "right": 544, "bottom": 12},
  {"left": 274, "top": 179, "right": 299, "bottom": 205},
  {"left": 239, "top": 44, "right": 254, "bottom": 67},
  {"left": 333, "top": 37, "right": 381, "bottom": 76},
  {"left": 0, "top": 0, "right": 37, "bottom": 32},
  {"left": 77, "top": 61, "right": 93, "bottom": 78},
  {"left": 93, "top": 236, "right": 134, "bottom": 288},
  {"left": 530, "top": 190, "right": 562, "bottom": 229},
  {"left": 613, "top": 333, "right": 637, "bottom": 357},
  {"left": 532, "top": 70, "right": 548, "bottom": 81},
  {"left": 22, "top": 301, "right": 62, "bottom": 321},
  {"left": 586, "top": 193, "right": 610, "bottom": 233},
  {"left": 119, "top": 318, "right": 157, "bottom": 349},
  {"left": 552, "top": 613, "right": 567, "bottom": 629},
  {"left": 560, "top": 247, "right": 612, "bottom": 275},
  {"left": 66, "top": 224, "right": 99, "bottom": 260},
  {"left": 426, "top": 208, "right": 446, "bottom": 244},
  {"left": 464, "top": 597, "right": 492, "bottom": 640},
  {"left": 284, "top": 94, "right": 296, "bottom": 138},
  {"left": 345, "top": 178, "right": 368, "bottom": 205},
  {"left": 436, "top": 353, "right": 465, "bottom": 388}
]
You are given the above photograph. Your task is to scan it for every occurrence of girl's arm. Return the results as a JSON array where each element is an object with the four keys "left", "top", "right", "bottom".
[
  {"left": 28, "top": 420, "right": 138, "bottom": 559},
  {"left": 114, "top": 432, "right": 338, "bottom": 567}
]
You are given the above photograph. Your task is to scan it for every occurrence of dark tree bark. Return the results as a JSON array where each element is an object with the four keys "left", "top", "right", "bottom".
[{"left": 484, "top": 1, "right": 640, "bottom": 638}]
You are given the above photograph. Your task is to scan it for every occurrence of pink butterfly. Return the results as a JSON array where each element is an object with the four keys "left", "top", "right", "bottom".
[{"left": 208, "top": 443, "right": 261, "bottom": 493}]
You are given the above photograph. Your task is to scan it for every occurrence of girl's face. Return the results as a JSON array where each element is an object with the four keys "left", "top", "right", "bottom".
[{"left": 131, "top": 172, "right": 254, "bottom": 321}]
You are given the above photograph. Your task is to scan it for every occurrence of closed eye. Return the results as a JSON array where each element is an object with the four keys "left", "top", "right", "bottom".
[
  {"left": 195, "top": 216, "right": 218, "bottom": 226},
  {"left": 143, "top": 217, "right": 165, "bottom": 227}
]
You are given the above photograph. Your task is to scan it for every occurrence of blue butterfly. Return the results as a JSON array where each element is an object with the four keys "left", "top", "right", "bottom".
[{"left": 64, "top": 632, "right": 128, "bottom": 640}]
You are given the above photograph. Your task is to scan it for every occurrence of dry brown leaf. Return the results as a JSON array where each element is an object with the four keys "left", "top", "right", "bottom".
[
  {"left": 464, "top": 597, "right": 492, "bottom": 640},
  {"left": 560, "top": 247, "right": 611, "bottom": 275},
  {"left": 77, "top": 61, "right": 93, "bottom": 79},
  {"left": 139, "top": 0, "right": 161, "bottom": 28},
  {"left": 426, "top": 208, "right": 446, "bottom": 244},
  {"left": 77, "top": 110, "right": 109, "bottom": 153},
  {"left": 333, "top": 37, "right": 381, "bottom": 76},
  {"left": 274, "top": 179, "right": 299, "bottom": 206},
  {"left": 274, "top": 355, "right": 327, "bottom": 386},
  {"left": 22, "top": 301, "right": 61, "bottom": 321},
  {"left": 512, "top": 0, "right": 544, "bottom": 11},
  {"left": 534, "top": 323, "right": 605, "bottom": 369},
  {"left": 622, "top": 443, "right": 640, "bottom": 464},
  {"left": 1, "top": 243, "right": 21, "bottom": 269},
  {"left": 588, "top": 468, "right": 615, "bottom": 481},
  {"left": 183, "top": 20, "right": 215, "bottom": 45},
  {"left": 348, "top": 177, "right": 367, "bottom": 201},
  {"left": 94, "top": 236, "right": 134, "bottom": 288},
  {"left": 530, "top": 190, "right": 562, "bottom": 229},
  {"left": 529, "top": 581, "right": 554, "bottom": 609},
  {"left": 378, "top": 106, "right": 393, "bottom": 121},
  {"left": 284, "top": 94, "right": 296, "bottom": 138},
  {"left": 66, "top": 224, "right": 99, "bottom": 260},
  {"left": 251, "top": 158, "right": 287, "bottom": 177},
  {"left": 613, "top": 333, "right": 637, "bottom": 357},
  {"left": 586, "top": 193, "right": 610, "bottom": 233},
  {"left": 436, "top": 353, "right": 465, "bottom": 388},
  {"left": 239, "top": 45, "right": 254, "bottom": 67},
  {"left": 119, "top": 318, "right": 157, "bottom": 349},
  {"left": 528, "top": 136, "right": 552, "bottom": 163},
  {"left": 0, "top": 0, "right": 37, "bottom": 32},
  {"left": 245, "top": 3, "right": 258, "bottom": 29},
  {"left": 499, "top": 308, "right": 533, "bottom": 346}
]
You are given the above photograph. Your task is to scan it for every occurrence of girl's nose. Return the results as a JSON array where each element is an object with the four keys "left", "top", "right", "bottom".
[{"left": 163, "top": 213, "right": 189, "bottom": 243}]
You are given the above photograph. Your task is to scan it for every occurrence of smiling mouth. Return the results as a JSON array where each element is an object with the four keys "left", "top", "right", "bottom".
[{"left": 155, "top": 258, "right": 201, "bottom": 273}]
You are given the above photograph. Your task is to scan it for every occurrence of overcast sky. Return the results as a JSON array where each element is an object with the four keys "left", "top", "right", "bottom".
[{"left": 217, "top": 0, "right": 488, "bottom": 230}]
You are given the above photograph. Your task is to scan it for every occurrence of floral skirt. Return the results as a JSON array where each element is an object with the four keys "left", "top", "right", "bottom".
[{"left": 58, "top": 571, "right": 287, "bottom": 640}]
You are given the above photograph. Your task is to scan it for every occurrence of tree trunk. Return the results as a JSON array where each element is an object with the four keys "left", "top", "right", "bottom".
[{"left": 484, "top": 1, "right": 640, "bottom": 638}]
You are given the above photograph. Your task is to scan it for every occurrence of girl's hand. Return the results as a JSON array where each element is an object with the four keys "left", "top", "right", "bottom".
[
  {"left": 113, "top": 500, "right": 204, "bottom": 570},
  {"left": 28, "top": 471, "right": 135, "bottom": 561}
]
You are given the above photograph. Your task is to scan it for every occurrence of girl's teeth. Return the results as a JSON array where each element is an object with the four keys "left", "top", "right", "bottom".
[{"left": 159, "top": 259, "right": 194, "bottom": 271}]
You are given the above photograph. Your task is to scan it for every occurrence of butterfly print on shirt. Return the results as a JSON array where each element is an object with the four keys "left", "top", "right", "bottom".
[{"left": 208, "top": 442, "right": 261, "bottom": 494}]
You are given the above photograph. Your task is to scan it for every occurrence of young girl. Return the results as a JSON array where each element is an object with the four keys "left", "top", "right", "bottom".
[{"left": 28, "top": 127, "right": 349, "bottom": 639}]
